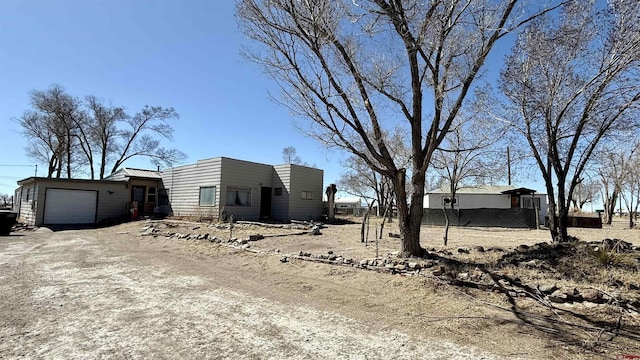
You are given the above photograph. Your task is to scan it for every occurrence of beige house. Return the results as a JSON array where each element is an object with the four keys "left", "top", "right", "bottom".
[
  {"left": 163, "top": 157, "right": 323, "bottom": 221},
  {"left": 15, "top": 177, "right": 130, "bottom": 226},
  {"left": 106, "top": 168, "right": 165, "bottom": 216},
  {"left": 15, "top": 157, "right": 324, "bottom": 226}
]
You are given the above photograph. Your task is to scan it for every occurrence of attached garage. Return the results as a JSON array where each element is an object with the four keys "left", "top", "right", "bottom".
[
  {"left": 15, "top": 177, "right": 130, "bottom": 227},
  {"left": 43, "top": 189, "right": 98, "bottom": 224}
]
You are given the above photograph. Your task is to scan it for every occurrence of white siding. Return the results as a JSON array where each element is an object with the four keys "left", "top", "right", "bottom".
[
  {"left": 160, "top": 157, "right": 324, "bottom": 222},
  {"left": 272, "top": 165, "right": 291, "bottom": 220},
  {"left": 17, "top": 179, "right": 129, "bottom": 226},
  {"left": 457, "top": 194, "right": 511, "bottom": 209},
  {"left": 425, "top": 193, "right": 512, "bottom": 209},
  {"left": 161, "top": 158, "right": 222, "bottom": 218},
  {"left": 17, "top": 184, "right": 37, "bottom": 225},
  {"left": 287, "top": 165, "right": 323, "bottom": 221},
  {"left": 219, "top": 158, "right": 274, "bottom": 221}
]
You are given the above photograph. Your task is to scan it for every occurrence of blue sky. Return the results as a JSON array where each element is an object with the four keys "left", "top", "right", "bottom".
[
  {"left": 0, "top": 0, "right": 348, "bottom": 197},
  {"left": 0, "top": 1, "right": 552, "bottom": 202}
]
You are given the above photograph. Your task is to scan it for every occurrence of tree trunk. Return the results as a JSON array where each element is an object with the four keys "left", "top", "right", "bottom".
[
  {"left": 547, "top": 199, "right": 558, "bottom": 240},
  {"left": 556, "top": 202, "right": 570, "bottom": 242},
  {"left": 604, "top": 191, "right": 618, "bottom": 225},
  {"left": 48, "top": 157, "right": 57, "bottom": 178},
  {"left": 442, "top": 205, "right": 450, "bottom": 246},
  {"left": 378, "top": 200, "right": 391, "bottom": 240},
  {"left": 394, "top": 169, "right": 425, "bottom": 257},
  {"left": 66, "top": 133, "right": 72, "bottom": 178},
  {"left": 325, "top": 184, "right": 337, "bottom": 220},
  {"left": 360, "top": 208, "right": 370, "bottom": 243}
]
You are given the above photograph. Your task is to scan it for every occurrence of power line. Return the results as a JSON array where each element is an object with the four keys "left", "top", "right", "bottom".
[{"left": 0, "top": 164, "right": 38, "bottom": 176}]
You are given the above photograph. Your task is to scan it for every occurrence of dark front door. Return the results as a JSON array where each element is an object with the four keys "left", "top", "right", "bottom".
[
  {"left": 260, "top": 187, "right": 272, "bottom": 219},
  {"left": 131, "top": 186, "right": 146, "bottom": 213},
  {"left": 511, "top": 194, "right": 520, "bottom": 208}
]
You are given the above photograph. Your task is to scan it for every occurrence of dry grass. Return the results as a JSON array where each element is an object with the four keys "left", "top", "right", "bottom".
[{"left": 129, "top": 216, "right": 640, "bottom": 357}]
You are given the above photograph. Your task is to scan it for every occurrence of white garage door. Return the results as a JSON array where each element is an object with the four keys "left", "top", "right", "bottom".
[{"left": 43, "top": 189, "right": 98, "bottom": 224}]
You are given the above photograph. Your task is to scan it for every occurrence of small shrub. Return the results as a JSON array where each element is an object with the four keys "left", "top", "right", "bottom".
[{"left": 591, "top": 247, "right": 635, "bottom": 268}]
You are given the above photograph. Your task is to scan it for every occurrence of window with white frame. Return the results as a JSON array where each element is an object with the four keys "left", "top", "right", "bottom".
[
  {"left": 226, "top": 188, "right": 251, "bottom": 206},
  {"left": 199, "top": 186, "right": 216, "bottom": 206},
  {"left": 301, "top": 191, "right": 313, "bottom": 200}
]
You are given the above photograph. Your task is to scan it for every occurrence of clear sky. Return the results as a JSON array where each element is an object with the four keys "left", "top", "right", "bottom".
[
  {"left": 0, "top": 1, "right": 551, "bottom": 203},
  {"left": 0, "top": 0, "right": 348, "bottom": 197}
]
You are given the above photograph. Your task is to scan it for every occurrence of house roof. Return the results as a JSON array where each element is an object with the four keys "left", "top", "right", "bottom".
[
  {"left": 108, "top": 168, "right": 162, "bottom": 180},
  {"left": 500, "top": 187, "right": 537, "bottom": 195},
  {"left": 335, "top": 197, "right": 363, "bottom": 204},
  {"left": 427, "top": 185, "right": 540, "bottom": 195},
  {"left": 17, "top": 177, "right": 125, "bottom": 186}
]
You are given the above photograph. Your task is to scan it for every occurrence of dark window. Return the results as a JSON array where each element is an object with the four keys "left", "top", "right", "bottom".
[
  {"left": 274, "top": 188, "right": 283, "bottom": 196},
  {"left": 442, "top": 196, "right": 458, "bottom": 206},
  {"left": 226, "top": 188, "right": 251, "bottom": 206},
  {"left": 147, "top": 187, "right": 157, "bottom": 204},
  {"left": 159, "top": 189, "right": 169, "bottom": 206}
]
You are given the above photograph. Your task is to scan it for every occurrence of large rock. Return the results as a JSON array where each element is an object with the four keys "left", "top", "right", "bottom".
[
  {"left": 457, "top": 247, "right": 470, "bottom": 254},
  {"left": 432, "top": 266, "right": 445, "bottom": 276},
  {"left": 456, "top": 272, "right": 470, "bottom": 281},
  {"left": 394, "top": 264, "right": 407, "bottom": 271},
  {"left": 581, "top": 289, "right": 604, "bottom": 303},
  {"left": 422, "top": 260, "right": 436, "bottom": 268},
  {"left": 548, "top": 290, "right": 568, "bottom": 303},
  {"left": 538, "top": 283, "right": 557, "bottom": 294}
]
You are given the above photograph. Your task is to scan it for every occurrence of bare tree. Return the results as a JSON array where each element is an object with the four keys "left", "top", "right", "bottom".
[
  {"left": 620, "top": 155, "right": 640, "bottom": 228},
  {"left": 17, "top": 86, "right": 186, "bottom": 178},
  {"left": 18, "top": 85, "right": 83, "bottom": 178},
  {"left": 282, "top": 146, "right": 302, "bottom": 164},
  {"left": 595, "top": 139, "right": 638, "bottom": 225},
  {"left": 84, "top": 96, "right": 127, "bottom": 179},
  {"left": 338, "top": 128, "right": 407, "bottom": 216},
  {"left": 571, "top": 177, "right": 599, "bottom": 212},
  {"left": 109, "top": 106, "right": 184, "bottom": 174},
  {"left": 238, "top": 0, "right": 561, "bottom": 256},
  {"left": 338, "top": 154, "right": 394, "bottom": 216},
  {"left": 499, "top": 1, "right": 640, "bottom": 242},
  {"left": 430, "top": 105, "right": 508, "bottom": 244},
  {"left": 0, "top": 194, "right": 11, "bottom": 208}
]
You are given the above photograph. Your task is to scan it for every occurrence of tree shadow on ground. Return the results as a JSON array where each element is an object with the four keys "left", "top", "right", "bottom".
[{"left": 426, "top": 249, "right": 640, "bottom": 357}]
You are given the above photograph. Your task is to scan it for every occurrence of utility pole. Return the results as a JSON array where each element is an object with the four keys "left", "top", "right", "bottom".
[{"left": 507, "top": 147, "right": 511, "bottom": 185}]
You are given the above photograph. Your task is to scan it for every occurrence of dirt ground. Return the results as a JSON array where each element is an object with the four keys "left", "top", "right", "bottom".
[{"left": 1, "top": 218, "right": 639, "bottom": 359}]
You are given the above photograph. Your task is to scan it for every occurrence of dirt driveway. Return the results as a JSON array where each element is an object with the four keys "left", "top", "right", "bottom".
[
  {"left": 0, "top": 225, "right": 507, "bottom": 359},
  {"left": 1, "top": 221, "right": 638, "bottom": 359}
]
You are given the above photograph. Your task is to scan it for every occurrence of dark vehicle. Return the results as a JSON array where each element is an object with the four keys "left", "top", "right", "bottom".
[{"left": 0, "top": 210, "right": 17, "bottom": 236}]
